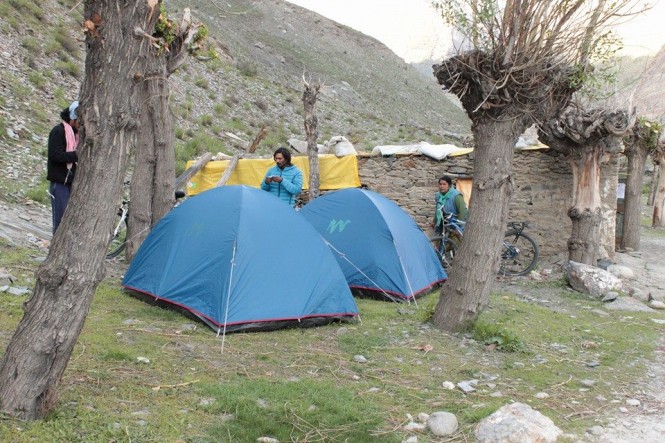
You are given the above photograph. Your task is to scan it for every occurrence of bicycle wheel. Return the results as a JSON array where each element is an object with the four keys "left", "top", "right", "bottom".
[
  {"left": 106, "top": 217, "right": 127, "bottom": 259},
  {"left": 429, "top": 235, "right": 459, "bottom": 271},
  {"left": 498, "top": 231, "right": 539, "bottom": 276}
]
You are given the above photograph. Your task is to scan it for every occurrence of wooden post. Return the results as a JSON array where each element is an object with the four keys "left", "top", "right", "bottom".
[
  {"left": 303, "top": 77, "right": 322, "bottom": 200},
  {"left": 175, "top": 152, "right": 212, "bottom": 191},
  {"left": 247, "top": 126, "right": 268, "bottom": 153},
  {"left": 217, "top": 154, "right": 241, "bottom": 187}
]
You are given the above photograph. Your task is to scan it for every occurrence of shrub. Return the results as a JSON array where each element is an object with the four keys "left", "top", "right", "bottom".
[
  {"left": 213, "top": 103, "right": 226, "bottom": 116},
  {"left": 200, "top": 114, "right": 214, "bottom": 127},
  {"left": 472, "top": 320, "right": 525, "bottom": 352},
  {"left": 237, "top": 60, "right": 258, "bottom": 78},
  {"left": 175, "top": 134, "right": 227, "bottom": 176},
  {"left": 25, "top": 177, "right": 50, "bottom": 205},
  {"left": 194, "top": 77, "right": 209, "bottom": 89},
  {"left": 55, "top": 60, "right": 81, "bottom": 79},
  {"left": 20, "top": 36, "right": 40, "bottom": 54},
  {"left": 28, "top": 71, "right": 46, "bottom": 90}
]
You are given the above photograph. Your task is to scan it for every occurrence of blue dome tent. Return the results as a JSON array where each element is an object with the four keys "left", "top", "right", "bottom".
[
  {"left": 300, "top": 188, "right": 446, "bottom": 302},
  {"left": 122, "top": 186, "right": 358, "bottom": 333}
]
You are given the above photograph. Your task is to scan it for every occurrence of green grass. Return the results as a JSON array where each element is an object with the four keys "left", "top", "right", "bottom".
[
  {"left": 25, "top": 177, "right": 50, "bottom": 204},
  {"left": 0, "top": 241, "right": 663, "bottom": 441}
]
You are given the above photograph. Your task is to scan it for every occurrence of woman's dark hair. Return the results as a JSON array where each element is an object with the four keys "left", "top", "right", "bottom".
[
  {"left": 60, "top": 107, "right": 70, "bottom": 122},
  {"left": 274, "top": 147, "right": 292, "bottom": 165},
  {"left": 438, "top": 175, "right": 453, "bottom": 186}
]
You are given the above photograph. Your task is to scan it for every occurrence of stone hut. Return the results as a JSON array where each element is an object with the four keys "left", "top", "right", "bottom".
[{"left": 356, "top": 149, "right": 619, "bottom": 261}]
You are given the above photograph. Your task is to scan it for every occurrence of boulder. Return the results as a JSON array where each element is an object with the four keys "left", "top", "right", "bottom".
[
  {"left": 607, "top": 264, "right": 635, "bottom": 280},
  {"left": 475, "top": 402, "right": 562, "bottom": 443},
  {"left": 426, "top": 411, "right": 458, "bottom": 436},
  {"left": 564, "top": 261, "right": 623, "bottom": 298}
]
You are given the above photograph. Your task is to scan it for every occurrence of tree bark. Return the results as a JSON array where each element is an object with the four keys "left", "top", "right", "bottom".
[
  {"left": 621, "top": 142, "right": 649, "bottom": 250},
  {"left": 303, "top": 81, "right": 321, "bottom": 200},
  {"left": 125, "top": 8, "right": 196, "bottom": 261},
  {"left": 432, "top": 119, "right": 519, "bottom": 331},
  {"left": 0, "top": 0, "right": 151, "bottom": 419},
  {"left": 647, "top": 166, "right": 659, "bottom": 207},
  {"left": 653, "top": 153, "right": 665, "bottom": 227},
  {"left": 568, "top": 145, "right": 603, "bottom": 264},
  {"left": 126, "top": 57, "right": 175, "bottom": 261}
]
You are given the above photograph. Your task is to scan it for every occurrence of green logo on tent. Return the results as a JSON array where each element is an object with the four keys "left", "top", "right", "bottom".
[{"left": 327, "top": 219, "right": 351, "bottom": 234}]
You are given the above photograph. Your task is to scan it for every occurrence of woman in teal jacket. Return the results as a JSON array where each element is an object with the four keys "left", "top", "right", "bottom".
[
  {"left": 261, "top": 147, "right": 303, "bottom": 206},
  {"left": 433, "top": 175, "right": 468, "bottom": 234}
]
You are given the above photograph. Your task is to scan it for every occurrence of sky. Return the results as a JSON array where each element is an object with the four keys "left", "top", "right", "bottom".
[{"left": 286, "top": 0, "right": 665, "bottom": 62}]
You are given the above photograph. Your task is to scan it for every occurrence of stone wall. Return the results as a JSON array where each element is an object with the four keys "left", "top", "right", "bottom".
[{"left": 357, "top": 150, "right": 580, "bottom": 260}]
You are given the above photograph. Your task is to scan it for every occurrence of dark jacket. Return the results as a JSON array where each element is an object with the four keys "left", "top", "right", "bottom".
[{"left": 47, "top": 123, "right": 78, "bottom": 184}]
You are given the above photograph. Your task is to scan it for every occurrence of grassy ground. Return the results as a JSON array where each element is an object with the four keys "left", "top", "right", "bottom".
[{"left": 0, "top": 240, "right": 663, "bottom": 442}]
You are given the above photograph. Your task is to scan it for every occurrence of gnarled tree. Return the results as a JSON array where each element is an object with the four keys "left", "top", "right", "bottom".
[
  {"left": 653, "top": 140, "right": 665, "bottom": 227},
  {"left": 125, "top": 7, "right": 208, "bottom": 261},
  {"left": 0, "top": 1, "right": 156, "bottom": 419},
  {"left": 430, "top": 0, "right": 641, "bottom": 330},
  {"left": 621, "top": 118, "right": 661, "bottom": 249},
  {"left": 540, "top": 106, "right": 634, "bottom": 264}
]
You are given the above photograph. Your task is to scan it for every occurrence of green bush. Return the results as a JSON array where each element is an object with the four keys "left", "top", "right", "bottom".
[
  {"left": 199, "top": 114, "right": 214, "bottom": 127},
  {"left": 20, "top": 36, "right": 40, "bottom": 54},
  {"left": 175, "top": 134, "right": 227, "bottom": 176},
  {"left": 54, "top": 60, "right": 80, "bottom": 79},
  {"left": 194, "top": 77, "right": 209, "bottom": 89},
  {"left": 237, "top": 60, "right": 258, "bottom": 78},
  {"left": 472, "top": 320, "right": 525, "bottom": 352},
  {"left": 28, "top": 71, "right": 46, "bottom": 90},
  {"left": 213, "top": 103, "right": 226, "bottom": 116}
]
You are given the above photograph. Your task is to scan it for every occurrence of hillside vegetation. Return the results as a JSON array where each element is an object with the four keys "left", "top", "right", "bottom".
[{"left": 0, "top": 0, "right": 470, "bottom": 203}]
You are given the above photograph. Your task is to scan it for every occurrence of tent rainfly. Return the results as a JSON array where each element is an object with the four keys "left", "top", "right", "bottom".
[
  {"left": 122, "top": 186, "right": 358, "bottom": 333},
  {"left": 300, "top": 188, "right": 447, "bottom": 302}
]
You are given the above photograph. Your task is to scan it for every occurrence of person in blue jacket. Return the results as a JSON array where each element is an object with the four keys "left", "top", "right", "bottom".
[{"left": 260, "top": 147, "right": 303, "bottom": 206}]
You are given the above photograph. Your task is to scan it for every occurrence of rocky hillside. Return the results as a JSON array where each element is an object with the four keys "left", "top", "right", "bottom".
[{"left": 0, "top": 0, "right": 471, "bottom": 205}]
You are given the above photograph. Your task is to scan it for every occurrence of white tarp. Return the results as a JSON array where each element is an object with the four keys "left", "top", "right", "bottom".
[{"left": 371, "top": 142, "right": 468, "bottom": 160}]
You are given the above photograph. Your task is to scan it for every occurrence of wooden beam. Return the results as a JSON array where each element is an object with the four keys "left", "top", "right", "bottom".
[
  {"left": 217, "top": 154, "right": 241, "bottom": 187},
  {"left": 175, "top": 151, "right": 212, "bottom": 191}
]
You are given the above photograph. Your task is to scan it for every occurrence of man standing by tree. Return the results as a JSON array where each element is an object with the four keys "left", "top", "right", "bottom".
[{"left": 47, "top": 101, "right": 79, "bottom": 233}]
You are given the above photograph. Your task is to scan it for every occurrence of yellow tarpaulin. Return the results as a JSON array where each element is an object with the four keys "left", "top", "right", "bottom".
[{"left": 186, "top": 154, "right": 361, "bottom": 196}]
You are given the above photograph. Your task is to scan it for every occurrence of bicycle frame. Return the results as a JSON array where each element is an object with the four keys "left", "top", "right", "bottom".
[{"left": 112, "top": 203, "right": 129, "bottom": 237}]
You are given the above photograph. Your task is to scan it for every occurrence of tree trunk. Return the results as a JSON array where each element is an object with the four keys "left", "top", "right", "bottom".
[
  {"left": 647, "top": 165, "right": 659, "bottom": 207},
  {"left": 653, "top": 154, "right": 665, "bottom": 227},
  {"left": 568, "top": 145, "right": 603, "bottom": 264},
  {"left": 621, "top": 144, "right": 649, "bottom": 250},
  {"left": 126, "top": 53, "right": 175, "bottom": 261},
  {"left": 303, "top": 81, "right": 321, "bottom": 200},
  {"left": 0, "top": 0, "right": 152, "bottom": 419},
  {"left": 432, "top": 119, "right": 519, "bottom": 331}
]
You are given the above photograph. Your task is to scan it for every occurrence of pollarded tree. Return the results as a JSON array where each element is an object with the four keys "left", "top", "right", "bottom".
[
  {"left": 431, "top": 0, "right": 643, "bottom": 331},
  {"left": 125, "top": 7, "right": 209, "bottom": 261},
  {"left": 0, "top": 1, "right": 161, "bottom": 419},
  {"left": 621, "top": 118, "right": 661, "bottom": 249},
  {"left": 540, "top": 106, "right": 634, "bottom": 264},
  {"left": 652, "top": 140, "right": 665, "bottom": 227}
]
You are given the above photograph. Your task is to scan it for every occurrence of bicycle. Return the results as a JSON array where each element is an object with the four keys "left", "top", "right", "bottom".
[
  {"left": 106, "top": 190, "right": 186, "bottom": 259},
  {"left": 428, "top": 213, "right": 464, "bottom": 271},
  {"left": 499, "top": 221, "right": 539, "bottom": 276},
  {"left": 429, "top": 217, "right": 539, "bottom": 276}
]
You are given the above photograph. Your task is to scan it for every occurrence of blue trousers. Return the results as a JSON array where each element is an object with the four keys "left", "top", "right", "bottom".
[{"left": 50, "top": 182, "right": 71, "bottom": 234}]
